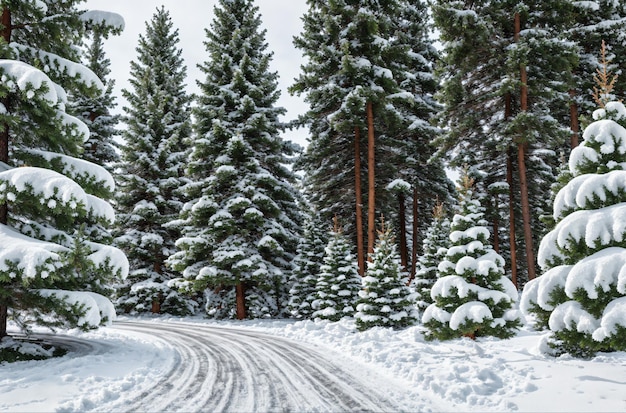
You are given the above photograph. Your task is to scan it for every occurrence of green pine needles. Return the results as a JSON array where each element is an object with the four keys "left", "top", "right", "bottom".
[
  {"left": 423, "top": 175, "right": 522, "bottom": 340},
  {"left": 355, "top": 218, "right": 418, "bottom": 331}
]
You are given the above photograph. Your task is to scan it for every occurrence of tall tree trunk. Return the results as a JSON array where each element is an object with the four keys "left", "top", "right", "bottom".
[
  {"left": 0, "top": 7, "right": 10, "bottom": 339},
  {"left": 398, "top": 191, "right": 408, "bottom": 271},
  {"left": 366, "top": 101, "right": 375, "bottom": 260},
  {"left": 569, "top": 89, "right": 579, "bottom": 148},
  {"left": 507, "top": 148, "right": 519, "bottom": 289},
  {"left": 488, "top": 194, "right": 500, "bottom": 253},
  {"left": 505, "top": 89, "right": 518, "bottom": 288},
  {"left": 235, "top": 281, "right": 246, "bottom": 320},
  {"left": 409, "top": 186, "right": 419, "bottom": 283},
  {"left": 515, "top": 12, "right": 536, "bottom": 282},
  {"left": 354, "top": 126, "right": 365, "bottom": 276}
]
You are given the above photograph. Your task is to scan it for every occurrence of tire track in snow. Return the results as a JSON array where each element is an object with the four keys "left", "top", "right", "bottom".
[{"left": 110, "top": 320, "right": 411, "bottom": 412}]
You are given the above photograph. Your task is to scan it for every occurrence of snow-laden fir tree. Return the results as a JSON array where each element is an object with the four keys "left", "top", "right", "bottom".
[
  {"left": 287, "top": 208, "right": 328, "bottom": 319},
  {"left": 167, "top": 0, "right": 302, "bottom": 319},
  {"left": 521, "top": 64, "right": 626, "bottom": 357},
  {"left": 355, "top": 218, "right": 418, "bottom": 331},
  {"left": 312, "top": 217, "right": 361, "bottom": 322},
  {"left": 0, "top": 2, "right": 128, "bottom": 339},
  {"left": 423, "top": 174, "right": 522, "bottom": 340},
  {"left": 291, "top": 0, "right": 453, "bottom": 272},
  {"left": 414, "top": 202, "right": 451, "bottom": 314},
  {"left": 113, "top": 7, "right": 195, "bottom": 316},
  {"left": 71, "top": 26, "right": 119, "bottom": 171}
]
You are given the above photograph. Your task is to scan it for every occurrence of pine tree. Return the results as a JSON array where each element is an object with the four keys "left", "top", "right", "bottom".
[
  {"left": 521, "top": 58, "right": 626, "bottom": 357},
  {"left": 414, "top": 202, "right": 451, "bottom": 314},
  {"left": 113, "top": 7, "right": 195, "bottom": 316},
  {"left": 0, "top": 2, "right": 127, "bottom": 338},
  {"left": 355, "top": 218, "right": 418, "bottom": 331},
  {"left": 167, "top": 0, "right": 302, "bottom": 319},
  {"left": 71, "top": 27, "right": 119, "bottom": 171},
  {"left": 431, "top": 0, "right": 578, "bottom": 286},
  {"left": 292, "top": 0, "right": 451, "bottom": 274},
  {"left": 312, "top": 217, "right": 361, "bottom": 322},
  {"left": 288, "top": 208, "right": 328, "bottom": 319},
  {"left": 423, "top": 174, "right": 522, "bottom": 340}
]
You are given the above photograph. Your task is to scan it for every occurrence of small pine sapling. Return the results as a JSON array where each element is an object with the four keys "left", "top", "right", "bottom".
[
  {"left": 423, "top": 174, "right": 521, "bottom": 340},
  {"left": 312, "top": 216, "right": 361, "bottom": 322},
  {"left": 355, "top": 216, "right": 418, "bottom": 331}
]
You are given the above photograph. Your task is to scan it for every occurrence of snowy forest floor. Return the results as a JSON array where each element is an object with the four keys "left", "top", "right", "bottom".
[{"left": 2, "top": 316, "right": 626, "bottom": 412}]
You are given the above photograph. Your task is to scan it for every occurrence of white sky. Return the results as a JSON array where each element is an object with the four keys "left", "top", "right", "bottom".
[{"left": 83, "top": 0, "right": 310, "bottom": 147}]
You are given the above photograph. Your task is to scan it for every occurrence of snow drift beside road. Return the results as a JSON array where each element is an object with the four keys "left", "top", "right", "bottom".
[{"left": 2, "top": 317, "right": 626, "bottom": 412}]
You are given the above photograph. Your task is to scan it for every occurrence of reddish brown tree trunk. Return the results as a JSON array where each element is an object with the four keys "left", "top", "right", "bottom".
[
  {"left": 366, "top": 101, "right": 375, "bottom": 260},
  {"left": 235, "top": 281, "right": 246, "bottom": 320},
  {"left": 515, "top": 12, "right": 536, "bottom": 281},
  {"left": 354, "top": 126, "right": 365, "bottom": 276},
  {"left": 507, "top": 149, "right": 519, "bottom": 289},
  {"left": 488, "top": 195, "right": 500, "bottom": 253},
  {"left": 398, "top": 191, "right": 408, "bottom": 271}
]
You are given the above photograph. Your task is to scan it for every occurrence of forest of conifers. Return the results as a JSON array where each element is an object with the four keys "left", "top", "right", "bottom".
[{"left": 2, "top": 0, "right": 626, "bottom": 356}]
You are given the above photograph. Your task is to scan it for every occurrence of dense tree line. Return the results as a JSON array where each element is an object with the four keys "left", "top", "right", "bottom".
[{"left": 2, "top": 0, "right": 626, "bottom": 359}]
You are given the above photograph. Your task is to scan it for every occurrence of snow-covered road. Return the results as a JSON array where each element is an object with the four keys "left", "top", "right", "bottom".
[
  {"left": 112, "top": 320, "right": 417, "bottom": 411},
  {"left": 3, "top": 319, "right": 440, "bottom": 412}
]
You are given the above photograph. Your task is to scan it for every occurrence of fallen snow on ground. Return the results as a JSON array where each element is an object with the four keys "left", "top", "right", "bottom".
[{"left": 2, "top": 316, "right": 626, "bottom": 412}]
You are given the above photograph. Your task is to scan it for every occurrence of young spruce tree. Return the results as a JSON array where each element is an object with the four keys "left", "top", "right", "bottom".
[
  {"left": 312, "top": 217, "right": 361, "bottom": 322},
  {"left": 414, "top": 202, "right": 451, "bottom": 314},
  {"left": 114, "top": 7, "right": 195, "bottom": 316},
  {"left": 168, "top": 0, "right": 302, "bottom": 319},
  {"left": 355, "top": 218, "right": 417, "bottom": 331},
  {"left": 521, "top": 59, "right": 626, "bottom": 357},
  {"left": 0, "top": 2, "right": 127, "bottom": 338},
  {"left": 423, "top": 174, "right": 521, "bottom": 340},
  {"left": 287, "top": 208, "right": 328, "bottom": 319}
]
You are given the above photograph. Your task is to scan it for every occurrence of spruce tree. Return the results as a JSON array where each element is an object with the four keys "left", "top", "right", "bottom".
[
  {"left": 423, "top": 174, "right": 522, "bottom": 340},
  {"left": 431, "top": 0, "right": 578, "bottom": 285},
  {"left": 72, "top": 27, "right": 119, "bottom": 171},
  {"left": 167, "top": 0, "right": 302, "bottom": 319},
  {"left": 312, "top": 217, "right": 361, "bottom": 322},
  {"left": 414, "top": 202, "right": 451, "bottom": 314},
  {"left": 113, "top": 7, "right": 195, "bottom": 316},
  {"left": 0, "top": 2, "right": 127, "bottom": 338},
  {"left": 288, "top": 208, "right": 328, "bottom": 319},
  {"left": 355, "top": 218, "right": 417, "bottom": 331},
  {"left": 292, "top": 0, "right": 452, "bottom": 272},
  {"left": 521, "top": 63, "right": 626, "bottom": 356}
]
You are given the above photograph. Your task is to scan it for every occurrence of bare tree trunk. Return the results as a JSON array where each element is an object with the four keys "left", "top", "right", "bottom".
[
  {"left": 488, "top": 194, "right": 500, "bottom": 253},
  {"left": 366, "top": 101, "right": 375, "bottom": 260},
  {"left": 570, "top": 89, "right": 579, "bottom": 148},
  {"left": 507, "top": 149, "right": 519, "bottom": 289},
  {"left": 398, "top": 192, "right": 408, "bottom": 271},
  {"left": 0, "top": 305, "right": 6, "bottom": 339},
  {"left": 354, "top": 126, "right": 365, "bottom": 276},
  {"left": 515, "top": 12, "right": 536, "bottom": 281},
  {"left": 409, "top": 187, "right": 419, "bottom": 283},
  {"left": 235, "top": 281, "right": 246, "bottom": 320}
]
